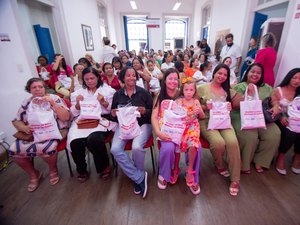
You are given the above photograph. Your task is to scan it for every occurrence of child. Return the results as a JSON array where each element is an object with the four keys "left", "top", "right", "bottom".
[{"left": 174, "top": 77, "right": 205, "bottom": 195}]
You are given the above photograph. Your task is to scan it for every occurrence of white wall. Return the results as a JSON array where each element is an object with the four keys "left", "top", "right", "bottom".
[
  {"left": 111, "top": 0, "right": 196, "bottom": 51},
  {"left": 208, "top": 0, "right": 248, "bottom": 54},
  {"left": 276, "top": 0, "right": 300, "bottom": 85},
  {"left": 0, "top": 0, "right": 34, "bottom": 144}
]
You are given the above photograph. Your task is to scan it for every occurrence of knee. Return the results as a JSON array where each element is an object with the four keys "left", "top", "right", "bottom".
[
  {"left": 210, "top": 139, "right": 226, "bottom": 152},
  {"left": 87, "top": 132, "right": 104, "bottom": 144},
  {"left": 160, "top": 142, "right": 176, "bottom": 155}
]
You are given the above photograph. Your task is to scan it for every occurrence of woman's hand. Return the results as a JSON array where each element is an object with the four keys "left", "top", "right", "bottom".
[
  {"left": 280, "top": 116, "right": 288, "bottom": 127},
  {"left": 227, "top": 102, "right": 232, "bottom": 111},
  {"left": 75, "top": 95, "right": 84, "bottom": 110},
  {"left": 137, "top": 107, "right": 146, "bottom": 115},
  {"left": 42, "top": 95, "right": 55, "bottom": 106},
  {"left": 193, "top": 106, "right": 202, "bottom": 115},
  {"left": 247, "top": 83, "right": 255, "bottom": 96},
  {"left": 157, "top": 131, "right": 172, "bottom": 142},
  {"left": 22, "top": 125, "right": 34, "bottom": 134},
  {"left": 111, "top": 109, "right": 118, "bottom": 117},
  {"left": 271, "top": 105, "right": 281, "bottom": 118},
  {"left": 206, "top": 100, "right": 213, "bottom": 110}
]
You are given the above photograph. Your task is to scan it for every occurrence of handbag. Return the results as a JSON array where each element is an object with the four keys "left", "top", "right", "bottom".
[
  {"left": 13, "top": 131, "right": 34, "bottom": 142},
  {"left": 287, "top": 96, "right": 300, "bottom": 133},
  {"left": 77, "top": 119, "right": 99, "bottom": 129},
  {"left": 240, "top": 85, "right": 266, "bottom": 130},
  {"left": 208, "top": 101, "right": 231, "bottom": 130},
  {"left": 262, "top": 97, "right": 281, "bottom": 123}
]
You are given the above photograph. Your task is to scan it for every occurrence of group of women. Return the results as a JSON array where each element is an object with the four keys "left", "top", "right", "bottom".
[{"left": 9, "top": 47, "right": 300, "bottom": 199}]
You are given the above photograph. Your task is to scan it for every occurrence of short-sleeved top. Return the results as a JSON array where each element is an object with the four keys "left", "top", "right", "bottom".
[
  {"left": 101, "top": 74, "right": 121, "bottom": 91},
  {"left": 161, "top": 62, "right": 175, "bottom": 71},
  {"left": 197, "top": 83, "right": 236, "bottom": 119},
  {"left": 14, "top": 94, "right": 69, "bottom": 130},
  {"left": 220, "top": 44, "right": 242, "bottom": 69},
  {"left": 231, "top": 82, "right": 273, "bottom": 119},
  {"left": 49, "top": 64, "right": 73, "bottom": 83}
]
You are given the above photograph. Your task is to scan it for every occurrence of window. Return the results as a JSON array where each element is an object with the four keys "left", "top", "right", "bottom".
[
  {"left": 164, "top": 17, "right": 188, "bottom": 50},
  {"left": 124, "top": 16, "right": 149, "bottom": 53}
]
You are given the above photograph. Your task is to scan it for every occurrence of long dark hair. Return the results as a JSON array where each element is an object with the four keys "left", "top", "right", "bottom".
[
  {"left": 278, "top": 68, "right": 300, "bottom": 97},
  {"left": 54, "top": 53, "right": 70, "bottom": 76},
  {"left": 241, "top": 63, "right": 265, "bottom": 87},
  {"left": 212, "top": 64, "right": 231, "bottom": 102},
  {"left": 82, "top": 67, "right": 103, "bottom": 89},
  {"left": 155, "top": 68, "right": 179, "bottom": 107}
]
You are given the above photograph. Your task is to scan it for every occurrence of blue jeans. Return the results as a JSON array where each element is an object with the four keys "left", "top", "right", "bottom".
[{"left": 111, "top": 124, "right": 152, "bottom": 184}]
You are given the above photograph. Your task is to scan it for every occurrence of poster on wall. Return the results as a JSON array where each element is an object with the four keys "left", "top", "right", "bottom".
[
  {"left": 81, "top": 24, "right": 94, "bottom": 51},
  {"left": 214, "top": 29, "right": 230, "bottom": 57}
]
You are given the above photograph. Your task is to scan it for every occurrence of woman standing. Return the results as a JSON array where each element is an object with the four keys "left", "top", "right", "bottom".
[
  {"left": 68, "top": 67, "right": 116, "bottom": 182},
  {"left": 9, "top": 78, "right": 69, "bottom": 191},
  {"left": 241, "top": 37, "right": 257, "bottom": 79},
  {"left": 255, "top": 33, "right": 277, "bottom": 87},
  {"left": 110, "top": 67, "right": 153, "bottom": 199},
  {"left": 272, "top": 68, "right": 300, "bottom": 175},
  {"left": 197, "top": 64, "right": 241, "bottom": 196},
  {"left": 231, "top": 63, "right": 280, "bottom": 174}
]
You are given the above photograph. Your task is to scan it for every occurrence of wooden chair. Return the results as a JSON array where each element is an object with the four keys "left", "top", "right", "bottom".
[{"left": 114, "top": 134, "right": 156, "bottom": 176}]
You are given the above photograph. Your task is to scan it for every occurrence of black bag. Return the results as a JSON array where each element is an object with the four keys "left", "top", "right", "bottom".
[{"left": 262, "top": 97, "right": 281, "bottom": 123}]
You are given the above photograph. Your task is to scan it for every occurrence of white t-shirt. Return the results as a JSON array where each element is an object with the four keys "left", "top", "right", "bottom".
[
  {"left": 101, "top": 45, "right": 118, "bottom": 63},
  {"left": 161, "top": 62, "right": 175, "bottom": 71},
  {"left": 193, "top": 71, "right": 209, "bottom": 85},
  {"left": 220, "top": 44, "right": 242, "bottom": 69}
]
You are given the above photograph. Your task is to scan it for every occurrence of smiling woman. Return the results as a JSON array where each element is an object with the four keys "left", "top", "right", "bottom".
[{"left": 231, "top": 63, "right": 280, "bottom": 175}]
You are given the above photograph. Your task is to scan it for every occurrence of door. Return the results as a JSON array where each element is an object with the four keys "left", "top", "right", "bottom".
[
  {"left": 251, "top": 12, "right": 268, "bottom": 39},
  {"left": 33, "top": 24, "right": 55, "bottom": 63}
]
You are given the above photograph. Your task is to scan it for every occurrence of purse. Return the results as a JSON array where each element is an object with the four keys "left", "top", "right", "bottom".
[
  {"left": 13, "top": 131, "right": 34, "bottom": 142},
  {"left": 262, "top": 97, "right": 281, "bottom": 123},
  {"left": 77, "top": 119, "right": 99, "bottom": 129}
]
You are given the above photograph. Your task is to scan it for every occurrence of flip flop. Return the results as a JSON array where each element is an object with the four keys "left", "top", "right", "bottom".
[
  {"left": 28, "top": 172, "right": 43, "bottom": 192},
  {"left": 49, "top": 172, "right": 60, "bottom": 186}
]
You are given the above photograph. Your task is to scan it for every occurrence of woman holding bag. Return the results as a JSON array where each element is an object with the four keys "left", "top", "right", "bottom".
[
  {"left": 110, "top": 67, "right": 153, "bottom": 199},
  {"left": 68, "top": 67, "right": 116, "bottom": 182},
  {"left": 197, "top": 64, "right": 241, "bottom": 196},
  {"left": 9, "top": 78, "right": 70, "bottom": 192},
  {"left": 272, "top": 68, "right": 300, "bottom": 175},
  {"left": 231, "top": 63, "right": 280, "bottom": 174}
]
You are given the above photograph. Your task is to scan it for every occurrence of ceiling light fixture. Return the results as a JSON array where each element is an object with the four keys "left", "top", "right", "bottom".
[
  {"left": 172, "top": 2, "right": 181, "bottom": 11},
  {"left": 130, "top": 1, "right": 137, "bottom": 10}
]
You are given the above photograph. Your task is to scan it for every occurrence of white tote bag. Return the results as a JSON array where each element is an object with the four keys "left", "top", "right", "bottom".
[
  {"left": 240, "top": 85, "right": 266, "bottom": 130},
  {"left": 160, "top": 100, "right": 187, "bottom": 145},
  {"left": 78, "top": 96, "right": 102, "bottom": 120},
  {"left": 27, "top": 98, "right": 62, "bottom": 142},
  {"left": 116, "top": 106, "right": 141, "bottom": 140},
  {"left": 58, "top": 74, "right": 72, "bottom": 89},
  {"left": 208, "top": 101, "right": 231, "bottom": 130},
  {"left": 287, "top": 97, "right": 300, "bottom": 133}
]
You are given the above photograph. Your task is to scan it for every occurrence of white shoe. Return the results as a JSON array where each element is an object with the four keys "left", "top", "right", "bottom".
[
  {"left": 291, "top": 167, "right": 300, "bottom": 175},
  {"left": 276, "top": 167, "right": 287, "bottom": 175},
  {"left": 157, "top": 175, "right": 167, "bottom": 190}
]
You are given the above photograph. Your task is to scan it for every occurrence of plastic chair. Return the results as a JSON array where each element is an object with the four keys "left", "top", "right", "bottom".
[
  {"left": 57, "top": 138, "right": 73, "bottom": 177},
  {"left": 200, "top": 135, "right": 210, "bottom": 149},
  {"left": 114, "top": 134, "right": 156, "bottom": 176}
]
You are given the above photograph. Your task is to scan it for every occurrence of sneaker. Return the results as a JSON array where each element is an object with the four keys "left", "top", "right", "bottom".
[
  {"left": 133, "top": 183, "right": 141, "bottom": 195},
  {"left": 138, "top": 172, "right": 148, "bottom": 199}
]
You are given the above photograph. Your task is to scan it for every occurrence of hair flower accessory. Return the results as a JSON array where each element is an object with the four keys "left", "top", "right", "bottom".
[{"left": 182, "top": 77, "right": 193, "bottom": 84}]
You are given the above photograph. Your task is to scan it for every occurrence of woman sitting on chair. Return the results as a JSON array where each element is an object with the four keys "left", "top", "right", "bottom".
[
  {"left": 68, "top": 67, "right": 116, "bottom": 182},
  {"left": 9, "top": 77, "right": 69, "bottom": 192},
  {"left": 110, "top": 67, "right": 153, "bottom": 199}
]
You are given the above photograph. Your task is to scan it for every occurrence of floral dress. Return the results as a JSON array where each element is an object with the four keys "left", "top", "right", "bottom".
[{"left": 176, "top": 98, "right": 200, "bottom": 152}]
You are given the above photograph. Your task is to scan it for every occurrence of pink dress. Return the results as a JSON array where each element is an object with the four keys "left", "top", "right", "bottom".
[
  {"left": 255, "top": 47, "right": 277, "bottom": 87},
  {"left": 176, "top": 98, "right": 200, "bottom": 152}
]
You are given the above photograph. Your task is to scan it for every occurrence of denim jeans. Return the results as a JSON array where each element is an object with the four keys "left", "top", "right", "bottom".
[{"left": 111, "top": 124, "right": 152, "bottom": 184}]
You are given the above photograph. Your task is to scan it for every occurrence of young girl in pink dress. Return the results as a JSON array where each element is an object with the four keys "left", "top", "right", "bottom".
[{"left": 175, "top": 77, "right": 205, "bottom": 194}]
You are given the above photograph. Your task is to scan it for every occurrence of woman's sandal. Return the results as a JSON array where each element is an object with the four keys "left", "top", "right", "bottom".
[
  {"left": 229, "top": 181, "right": 240, "bottom": 196},
  {"left": 186, "top": 169, "right": 196, "bottom": 187},
  {"left": 241, "top": 170, "right": 251, "bottom": 175},
  {"left": 157, "top": 175, "right": 167, "bottom": 190},
  {"left": 77, "top": 172, "right": 89, "bottom": 183},
  {"left": 28, "top": 172, "right": 43, "bottom": 192},
  {"left": 100, "top": 166, "right": 112, "bottom": 181},
  {"left": 170, "top": 168, "right": 180, "bottom": 184},
  {"left": 49, "top": 172, "right": 60, "bottom": 186},
  {"left": 189, "top": 183, "right": 201, "bottom": 195},
  {"left": 217, "top": 168, "right": 230, "bottom": 177},
  {"left": 255, "top": 165, "right": 264, "bottom": 173}
]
